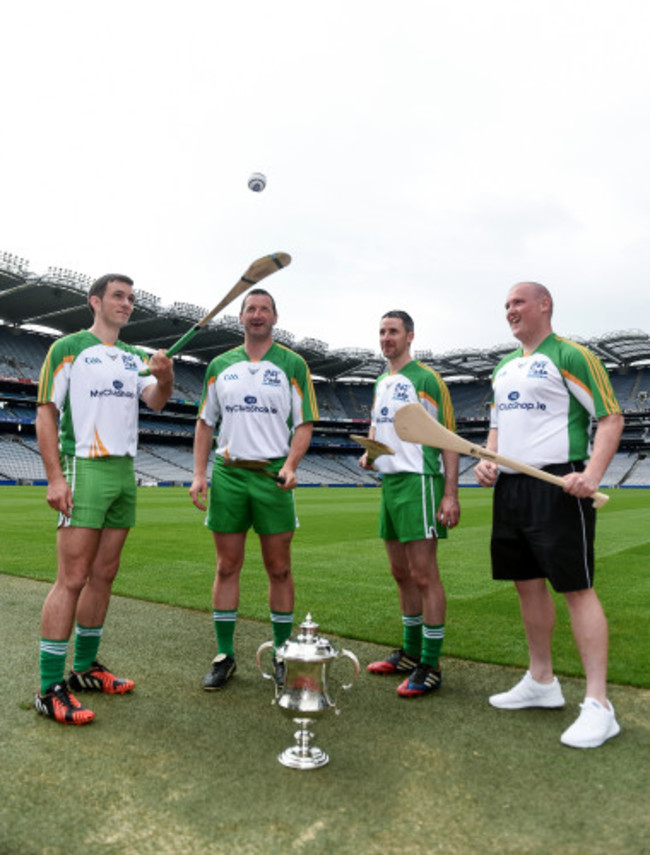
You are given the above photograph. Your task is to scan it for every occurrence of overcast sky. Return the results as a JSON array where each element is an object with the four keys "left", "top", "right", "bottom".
[{"left": 1, "top": 1, "right": 648, "bottom": 356}]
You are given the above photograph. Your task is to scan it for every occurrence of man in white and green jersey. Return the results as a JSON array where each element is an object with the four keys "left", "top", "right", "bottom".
[
  {"left": 362, "top": 310, "right": 460, "bottom": 698},
  {"left": 34, "top": 274, "right": 174, "bottom": 725},
  {"left": 190, "top": 288, "right": 318, "bottom": 691},
  {"left": 475, "top": 282, "right": 623, "bottom": 749}
]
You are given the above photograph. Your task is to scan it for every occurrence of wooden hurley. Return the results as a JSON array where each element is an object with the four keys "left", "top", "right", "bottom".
[{"left": 393, "top": 403, "right": 609, "bottom": 509}]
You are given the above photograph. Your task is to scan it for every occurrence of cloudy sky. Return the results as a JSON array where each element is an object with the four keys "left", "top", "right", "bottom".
[{"left": 1, "top": 1, "right": 648, "bottom": 356}]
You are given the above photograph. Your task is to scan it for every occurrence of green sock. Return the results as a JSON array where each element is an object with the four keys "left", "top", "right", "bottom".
[
  {"left": 213, "top": 610, "right": 237, "bottom": 658},
  {"left": 421, "top": 624, "right": 445, "bottom": 669},
  {"left": 402, "top": 614, "right": 423, "bottom": 658},
  {"left": 73, "top": 624, "right": 103, "bottom": 673},
  {"left": 39, "top": 639, "right": 69, "bottom": 694},
  {"left": 271, "top": 611, "right": 293, "bottom": 650}
]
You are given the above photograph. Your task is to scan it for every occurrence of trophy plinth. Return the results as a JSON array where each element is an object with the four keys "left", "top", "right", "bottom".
[
  {"left": 277, "top": 720, "right": 329, "bottom": 770},
  {"left": 256, "top": 613, "right": 359, "bottom": 770}
]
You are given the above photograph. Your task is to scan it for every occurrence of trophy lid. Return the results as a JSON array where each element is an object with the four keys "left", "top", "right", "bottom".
[
  {"left": 279, "top": 613, "right": 338, "bottom": 661},
  {"left": 298, "top": 613, "right": 319, "bottom": 638}
]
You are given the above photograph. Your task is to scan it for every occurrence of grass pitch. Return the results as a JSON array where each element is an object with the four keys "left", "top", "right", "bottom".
[
  {"left": 2, "top": 485, "right": 648, "bottom": 688},
  {"left": 2, "top": 575, "right": 649, "bottom": 855},
  {"left": 1, "top": 485, "right": 649, "bottom": 853}
]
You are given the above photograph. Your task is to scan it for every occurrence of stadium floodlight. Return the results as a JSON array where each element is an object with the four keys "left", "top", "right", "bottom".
[
  {"left": 273, "top": 328, "right": 295, "bottom": 346},
  {"left": 212, "top": 314, "right": 241, "bottom": 332},
  {"left": 134, "top": 289, "right": 161, "bottom": 311},
  {"left": 45, "top": 266, "right": 64, "bottom": 283},
  {"left": 338, "top": 347, "right": 375, "bottom": 359},
  {"left": 0, "top": 251, "right": 29, "bottom": 276},
  {"left": 45, "top": 266, "right": 93, "bottom": 290},
  {"left": 299, "top": 338, "right": 329, "bottom": 354},
  {"left": 170, "top": 302, "right": 206, "bottom": 322}
]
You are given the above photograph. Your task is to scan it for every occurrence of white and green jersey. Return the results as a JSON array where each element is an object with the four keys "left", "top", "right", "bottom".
[
  {"left": 37, "top": 330, "right": 156, "bottom": 458},
  {"left": 198, "top": 342, "right": 318, "bottom": 459},
  {"left": 490, "top": 334, "right": 621, "bottom": 470},
  {"left": 371, "top": 360, "right": 456, "bottom": 476}
]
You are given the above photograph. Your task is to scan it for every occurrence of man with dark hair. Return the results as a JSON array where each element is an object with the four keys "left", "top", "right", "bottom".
[
  {"left": 87, "top": 273, "right": 134, "bottom": 303},
  {"left": 362, "top": 310, "right": 460, "bottom": 697},
  {"left": 189, "top": 288, "right": 318, "bottom": 691},
  {"left": 474, "top": 281, "right": 624, "bottom": 748},
  {"left": 34, "top": 274, "right": 174, "bottom": 725}
]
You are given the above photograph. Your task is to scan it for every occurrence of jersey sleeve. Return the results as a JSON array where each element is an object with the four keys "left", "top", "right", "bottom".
[
  {"left": 560, "top": 340, "right": 621, "bottom": 419},
  {"left": 370, "top": 374, "right": 386, "bottom": 430},
  {"left": 417, "top": 365, "right": 456, "bottom": 432},
  {"left": 126, "top": 346, "right": 158, "bottom": 399},
  {"left": 291, "top": 354, "right": 319, "bottom": 426},
  {"left": 197, "top": 359, "right": 222, "bottom": 428},
  {"left": 37, "top": 337, "right": 73, "bottom": 409}
]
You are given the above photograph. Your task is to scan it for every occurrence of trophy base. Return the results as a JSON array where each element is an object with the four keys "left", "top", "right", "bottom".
[
  {"left": 278, "top": 745, "right": 329, "bottom": 770},
  {"left": 278, "top": 720, "right": 329, "bottom": 770}
]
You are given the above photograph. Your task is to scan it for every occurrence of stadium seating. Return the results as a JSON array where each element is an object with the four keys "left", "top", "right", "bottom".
[
  {"left": 135, "top": 445, "right": 197, "bottom": 485},
  {"left": 299, "top": 453, "right": 379, "bottom": 486},
  {"left": 314, "top": 383, "right": 349, "bottom": 421},
  {"left": 0, "top": 435, "right": 47, "bottom": 481},
  {"left": 172, "top": 361, "right": 205, "bottom": 401},
  {"left": 610, "top": 369, "right": 650, "bottom": 412},
  {"left": 333, "top": 383, "right": 374, "bottom": 420},
  {"left": 1, "top": 310, "right": 649, "bottom": 487},
  {"left": 450, "top": 383, "right": 492, "bottom": 420},
  {"left": 629, "top": 455, "right": 650, "bottom": 485},
  {"left": 0, "top": 326, "right": 52, "bottom": 382}
]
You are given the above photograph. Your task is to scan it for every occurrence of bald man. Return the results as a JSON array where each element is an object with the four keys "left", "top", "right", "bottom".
[{"left": 474, "top": 282, "right": 623, "bottom": 749}]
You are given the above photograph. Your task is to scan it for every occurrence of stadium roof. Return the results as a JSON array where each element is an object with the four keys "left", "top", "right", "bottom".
[{"left": 1, "top": 252, "right": 649, "bottom": 382}]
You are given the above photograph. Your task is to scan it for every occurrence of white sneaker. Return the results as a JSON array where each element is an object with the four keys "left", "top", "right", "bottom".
[
  {"left": 489, "top": 670, "right": 565, "bottom": 710},
  {"left": 560, "top": 698, "right": 621, "bottom": 749}
]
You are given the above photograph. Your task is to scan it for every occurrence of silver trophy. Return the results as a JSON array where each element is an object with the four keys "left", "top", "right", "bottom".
[{"left": 256, "top": 613, "right": 360, "bottom": 770}]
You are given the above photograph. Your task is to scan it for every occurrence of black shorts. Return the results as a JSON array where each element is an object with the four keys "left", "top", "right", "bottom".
[{"left": 491, "top": 463, "right": 596, "bottom": 593}]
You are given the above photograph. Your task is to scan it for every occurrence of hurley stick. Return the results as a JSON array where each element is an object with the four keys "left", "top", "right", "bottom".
[
  {"left": 140, "top": 252, "right": 291, "bottom": 374},
  {"left": 393, "top": 403, "right": 609, "bottom": 509}
]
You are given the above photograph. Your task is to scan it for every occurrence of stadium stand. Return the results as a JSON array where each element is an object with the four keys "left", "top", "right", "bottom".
[
  {"left": 172, "top": 361, "right": 205, "bottom": 402},
  {"left": 135, "top": 444, "right": 195, "bottom": 486},
  {"left": 0, "top": 325, "right": 53, "bottom": 382},
  {"left": 600, "top": 452, "right": 641, "bottom": 487},
  {"left": 1, "top": 249, "right": 649, "bottom": 488},
  {"left": 334, "top": 382, "right": 374, "bottom": 420},
  {"left": 449, "top": 382, "right": 492, "bottom": 420},
  {"left": 0, "top": 435, "right": 47, "bottom": 482},
  {"left": 313, "top": 382, "right": 350, "bottom": 422},
  {"left": 629, "top": 455, "right": 650, "bottom": 485}
]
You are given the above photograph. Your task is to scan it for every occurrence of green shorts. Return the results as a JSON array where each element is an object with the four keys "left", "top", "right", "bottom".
[
  {"left": 379, "top": 472, "right": 447, "bottom": 543},
  {"left": 60, "top": 455, "right": 136, "bottom": 530},
  {"left": 206, "top": 457, "right": 298, "bottom": 535}
]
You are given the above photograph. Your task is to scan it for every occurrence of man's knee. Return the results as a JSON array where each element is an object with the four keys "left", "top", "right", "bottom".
[
  {"left": 410, "top": 566, "right": 443, "bottom": 593},
  {"left": 564, "top": 587, "right": 603, "bottom": 614},
  {"left": 216, "top": 557, "right": 244, "bottom": 580},
  {"left": 388, "top": 560, "right": 411, "bottom": 584},
  {"left": 57, "top": 572, "right": 89, "bottom": 599},
  {"left": 264, "top": 557, "right": 292, "bottom": 583}
]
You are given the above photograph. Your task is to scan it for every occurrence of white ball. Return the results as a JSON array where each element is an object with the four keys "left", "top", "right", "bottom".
[{"left": 248, "top": 172, "right": 267, "bottom": 192}]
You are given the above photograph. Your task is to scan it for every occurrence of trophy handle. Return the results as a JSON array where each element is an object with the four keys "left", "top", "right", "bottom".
[
  {"left": 256, "top": 640, "right": 276, "bottom": 681},
  {"left": 331, "top": 648, "right": 360, "bottom": 713},
  {"left": 339, "top": 648, "right": 360, "bottom": 690}
]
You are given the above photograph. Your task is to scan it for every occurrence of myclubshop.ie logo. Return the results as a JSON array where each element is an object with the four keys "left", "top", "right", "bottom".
[
  {"left": 225, "top": 398, "right": 278, "bottom": 414},
  {"left": 376, "top": 405, "right": 392, "bottom": 424},
  {"left": 89, "top": 380, "right": 135, "bottom": 399},
  {"left": 498, "top": 390, "right": 546, "bottom": 411}
]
